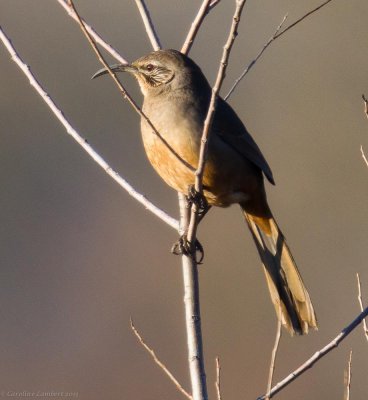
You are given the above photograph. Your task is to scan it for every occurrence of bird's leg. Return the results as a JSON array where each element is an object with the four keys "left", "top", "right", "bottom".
[{"left": 171, "top": 186, "right": 211, "bottom": 264}]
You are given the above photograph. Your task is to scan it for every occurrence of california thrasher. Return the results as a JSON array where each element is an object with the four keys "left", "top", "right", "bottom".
[{"left": 93, "top": 49, "right": 317, "bottom": 335}]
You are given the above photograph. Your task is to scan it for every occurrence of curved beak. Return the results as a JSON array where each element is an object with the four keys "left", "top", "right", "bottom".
[{"left": 91, "top": 63, "right": 137, "bottom": 79}]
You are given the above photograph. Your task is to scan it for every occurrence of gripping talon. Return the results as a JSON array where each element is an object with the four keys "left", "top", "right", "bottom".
[{"left": 171, "top": 235, "right": 204, "bottom": 264}]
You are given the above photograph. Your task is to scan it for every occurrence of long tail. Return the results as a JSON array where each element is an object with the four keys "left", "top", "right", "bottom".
[{"left": 242, "top": 209, "right": 317, "bottom": 335}]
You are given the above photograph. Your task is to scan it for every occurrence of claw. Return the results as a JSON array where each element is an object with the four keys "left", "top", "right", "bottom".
[
  {"left": 171, "top": 234, "right": 204, "bottom": 264},
  {"left": 187, "top": 185, "right": 209, "bottom": 218}
]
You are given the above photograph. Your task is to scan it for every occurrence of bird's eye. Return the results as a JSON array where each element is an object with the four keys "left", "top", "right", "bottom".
[{"left": 146, "top": 64, "right": 155, "bottom": 72}]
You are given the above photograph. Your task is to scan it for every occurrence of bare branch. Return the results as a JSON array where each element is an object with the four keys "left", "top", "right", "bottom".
[
  {"left": 344, "top": 350, "right": 353, "bottom": 400},
  {"left": 265, "top": 316, "right": 282, "bottom": 400},
  {"left": 361, "top": 95, "right": 368, "bottom": 167},
  {"left": 360, "top": 145, "right": 368, "bottom": 168},
  {"left": 66, "top": 0, "right": 195, "bottom": 174},
  {"left": 356, "top": 273, "right": 368, "bottom": 342},
  {"left": 209, "top": 0, "right": 222, "bottom": 10},
  {"left": 0, "top": 26, "right": 179, "bottom": 231},
  {"left": 257, "top": 306, "right": 368, "bottom": 399},
  {"left": 130, "top": 318, "right": 192, "bottom": 400},
  {"left": 181, "top": 0, "right": 212, "bottom": 55},
  {"left": 187, "top": 0, "right": 248, "bottom": 245},
  {"left": 215, "top": 357, "right": 222, "bottom": 400},
  {"left": 56, "top": 0, "right": 128, "bottom": 65},
  {"left": 225, "top": 14, "right": 287, "bottom": 100},
  {"left": 227, "top": 0, "right": 336, "bottom": 99},
  {"left": 135, "top": 0, "right": 162, "bottom": 50}
]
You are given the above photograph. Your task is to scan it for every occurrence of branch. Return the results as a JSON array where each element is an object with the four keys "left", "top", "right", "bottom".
[
  {"left": 344, "top": 350, "right": 353, "bottom": 400},
  {"left": 181, "top": 0, "right": 212, "bottom": 55},
  {"left": 134, "top": 0, "right": 162, "bottom": 51},
  {"left": 265, "top": 316, "right": 282, "bottom": 400},
  {"left": 0, "top": 26, "right": 179, "bottom": 231},
  {"left": 227, "top": 0, "right": 336, "bottom": 99},
  {"left": 361, "top": 95, "right": 368, "bottom": 168},
  {"left": 257, "top": 306, "right": 368, "bottom": 399},
  {"left": 225, "top": 14, "right": 287, "bottom": 100},
  {"left": 130, "top": 318, "right": 192, "bottom": 400},
  {"left": 187, "top": 0, "right": 248, "bottom": 246},
  {"left": 56, "top": 0, "right": 128, "bottom": 65},
  {"left": 65, "top": 1, "right": 195, "bottom": 174},
  {"left": 356, "top": 273, "right": 368, "bottom": 342},
  {"left": 215, "top": 357, "right": 222, "bottom": 400}
]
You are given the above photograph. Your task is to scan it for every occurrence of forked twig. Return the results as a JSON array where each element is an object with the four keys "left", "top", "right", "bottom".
[
  {"left": 225, "top": 14, "right": 287, "bottom": 100},
  {"left": 135, "top": 0, "right": 162, "bottom": 50},
  {"left": 0, "top": 26, "right": 179, "bottom": 231},
  {"left": 66, "top": 0, "right": 195, "bottom": 173},
  {"left": 56, "top": 0, "right": 128, "bottom": 64},
  {"left": 181, "top": 0, "right": 213, "bottom": 55},
  {"left": 356, "top": 273, "right": 368, "bottom": 342},
  {"left": 265, "top": 316, "right": 282, "bottom": 400},
  {"left": 227, "top": 0, "right": 336, "bottom": 98},
  {"left": 257, "top": 306, "right": 368, "bottom": 399},
  {"left": 130, "top": 318, "right": 192, "bottom": 400},
  {"left": 344, "top": 350, "right": 353, "bottom": 400}
]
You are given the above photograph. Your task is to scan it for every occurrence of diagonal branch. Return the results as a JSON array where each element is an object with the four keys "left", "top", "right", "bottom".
[
  {"left": 0, "top": 26, "right": 179, "bottom": 231},
  {"left": 265, "top": 316, "right": 282, "bottom": 400},
  {"left": 66, "top": 0, "right": 195, "bottom": 174},
  {"left": 227, "top": 0, "right": 336, "bottom": 98},
  {"left": 134, "top": 0, "right": 162, "bottom": 50},
  {"left": 181, "top": 0, "right": 213, "bottom": 55},
  {"left": 130, "top": 318, "right": 192, "bottom": 400},
  {"left": 257, "top": 306, "right": 368, "bottom": 399},
  {"left": 225, "top": 14, "right": 287, "bottom": 100},
  {"left": 56, "top": 0, "right": 128, "bottom": 65}
]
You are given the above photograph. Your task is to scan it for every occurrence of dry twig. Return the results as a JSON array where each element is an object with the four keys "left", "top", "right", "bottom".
[
  {"left": 227, "top": 0, "right": 336, "bottom": 99},
  {"left": 344, "top": 350, "right": 353, "bottom": 400},
  {"left": 257, "top": 306, "right": 368, "bottom": 399},
  {"left": 130, "top": 318, "right": 192, "bottom": 400},
  {"left": 265, "top": 316, "right": 282, "bottom": 400},
  {"left": 356, "top": 273, "right": 368, "bottom": 342},
  {"left": 215, "top": 357, "right": 222, "bottom": 400},
  {"left": 181, "top": 0, "right": 213, "bottom": 55},
  {"left": 361, "top": 95, "right": 368, "bottom": 167},
  {"left": 56, "top": 0, "right": 128, "bottom": 64},
  {"left": 134, "top": 0, "right": 162, "bottom": 50},
  {"left": 0, "top": 26, "right": 178, "bottom": 231}
]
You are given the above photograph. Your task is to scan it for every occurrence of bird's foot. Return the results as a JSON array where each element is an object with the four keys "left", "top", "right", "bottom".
[
  {"left": 171, "top": 234, "right": 204, "bottom": 264},
  {"left": 187, "top": 185, "right": 209, "bottom": 219}
]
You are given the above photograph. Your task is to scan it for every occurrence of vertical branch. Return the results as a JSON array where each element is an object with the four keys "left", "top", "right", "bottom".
[
  {"left": 215, "top": 357, "right": 222, "bottom": 400},
  {"left": 134, "top": 0, "right": 162, "bottom": 50},
  {"left": 356, "top": 273, "right": 368, "bottom": 342},
  {"left": 178, "top": 193, "right": 208, "bottom": 400},
  {"left": 265, "top": 317, "right": 282, "bottom": 400},
  {"left": 344, "top": 350, "right": 353, "bottom": 400}
]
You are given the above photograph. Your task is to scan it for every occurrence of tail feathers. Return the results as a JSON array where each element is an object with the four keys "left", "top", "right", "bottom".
[{"left": 243, "top": 211, "right": 317, "bottom": 335}]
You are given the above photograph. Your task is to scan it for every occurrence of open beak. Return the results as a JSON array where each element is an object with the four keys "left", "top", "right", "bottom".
[{"left": 91, "top": 63, "right": 137, "bottom": 79}]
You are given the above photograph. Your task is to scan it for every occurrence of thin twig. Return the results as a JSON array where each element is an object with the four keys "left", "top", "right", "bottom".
[
  {"left": 187, "top": 0, "right": 248, "bottom": 247},
  {"left": 225, "top": 14, "right": 287, "bottom": 100},
  {"left": 265, "top": 316, "right": 282, "bottom": 400},
  {"left": 181, "top": 0, "right": 213, "bottom": 55},
  {"left": 209, "top": 0, "right": 222, "bottom": 10},
  {"left": 134, "top": 0, "right": 162, "bottom": 50},
  {"left": 227, "top": 0, "right": 336, "bottom": 99},
  {"left": 215, "top": 357, "right": 222, "bottom": 400},
  {"left": 66, "top": 0, "right": 195, "bottom": 173},
  {"left": 344, "top": 350, "right": 353, "bottom": 400},
  {"left": 56, "top": 0, "right": 128, "bottom": 65},
  {"left": 356, "top": 273, "right": 368, "bottom": 342},
  {"left": 361, "top": 95, "right": 368, "bottom": 168},
  {"left": 257, "top": 306, "right": 368, "bottom": 399},
  {"left": 130, "top": 318, "right": 192, "bottom": 400},
  {"left": 0, "top": 26, "right": 179, "bottom": 231}
]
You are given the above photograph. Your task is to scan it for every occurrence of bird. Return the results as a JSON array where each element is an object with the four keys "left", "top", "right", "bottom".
[{"left": 93, "top": 49, "right": 317, "bottom": 335}]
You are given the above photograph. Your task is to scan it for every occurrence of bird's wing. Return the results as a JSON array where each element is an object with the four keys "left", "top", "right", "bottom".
[{"left": 214, "top": 98, "right": 275, "bottom": 185}]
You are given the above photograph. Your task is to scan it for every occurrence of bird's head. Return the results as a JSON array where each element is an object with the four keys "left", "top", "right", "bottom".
[{"left": 92, "top": 49, "right": 207, "bottom": 97}]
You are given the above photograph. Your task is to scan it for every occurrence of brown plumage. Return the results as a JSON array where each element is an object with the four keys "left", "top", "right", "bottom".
[{"left": 94, "top": 49, "right": 317, "bottom": 335}]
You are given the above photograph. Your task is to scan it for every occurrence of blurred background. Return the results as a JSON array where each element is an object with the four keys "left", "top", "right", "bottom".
[{"left": 1, "top": 0, "right": 368, "bottom": 398}]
